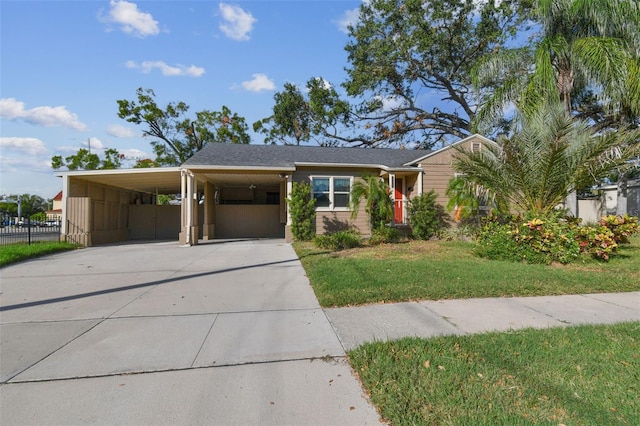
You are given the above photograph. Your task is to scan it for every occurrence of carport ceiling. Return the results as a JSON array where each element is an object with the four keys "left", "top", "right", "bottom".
[
  {"left": 198, "top": 172, "right": 285, "bottom": 187},
  {"left": 59, "top": 168, "right": 183, "bottom": 194},
  {"left": 58, "top": 168, "right": 288, "bottom": 195}
]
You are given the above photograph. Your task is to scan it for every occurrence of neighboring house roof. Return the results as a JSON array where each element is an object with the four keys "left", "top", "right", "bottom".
[
  {"left": 52, "top": 191, "right": 63, "bottom": 201},
  {"left": 182, "top": 143, "right": 430, "bottom": 170}
]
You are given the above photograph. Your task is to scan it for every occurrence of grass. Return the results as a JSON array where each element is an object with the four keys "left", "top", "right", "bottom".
[
  {"left": 349, "top": 322, "right": 640, "bottom": 425},
  {"left": 0, "top": 241, "right": 79, "bottom": 267},
  {"left": 294, "top": 236, "right": 640, "bottom": 307}
]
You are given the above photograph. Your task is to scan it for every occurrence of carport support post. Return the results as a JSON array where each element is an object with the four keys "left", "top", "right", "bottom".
[
  {"left": 284, "top": 175, "right": 293, "bottom": 242},
  {"left": 179, "top": 169, "right": 198, "bottom": 246},
  {"left": 203, "top": 181, "right": 216, "bottom": 240}
]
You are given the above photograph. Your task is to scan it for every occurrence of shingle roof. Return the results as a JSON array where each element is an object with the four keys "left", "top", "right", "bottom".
[{"left": 182, "top": 143, "right": 429, "bottom": 169}]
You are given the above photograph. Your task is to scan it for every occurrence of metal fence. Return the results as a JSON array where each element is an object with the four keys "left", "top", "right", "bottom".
[{"left": 0, "top": 215, "right": 62, "bottom": 246}]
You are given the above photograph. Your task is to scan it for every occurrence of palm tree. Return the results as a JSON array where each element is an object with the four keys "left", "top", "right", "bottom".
[
  {"left": 474, "top": 0, "right": 640, "bottom": 130},
  {"left": 454, "top": 102, "right": 640, "bottom": 216},
  {"left": 350, "top": 175, "right": 393, "bottom": 232}
]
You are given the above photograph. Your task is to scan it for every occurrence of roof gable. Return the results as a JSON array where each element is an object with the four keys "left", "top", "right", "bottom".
[{"left": 405, "top": 134, "right": 496, "bottom": 165}]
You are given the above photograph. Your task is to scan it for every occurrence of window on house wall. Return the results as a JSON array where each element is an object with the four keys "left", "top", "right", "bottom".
[
  {"left": 311, "top": 176, "right": 352, "bottom": 210},
  {"left": 471, "top": 142, "right": 482, "bottom": 153}
]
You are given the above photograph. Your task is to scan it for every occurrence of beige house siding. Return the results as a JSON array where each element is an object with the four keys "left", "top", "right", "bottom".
[
  {"left": 293, "top": 168, "right": 376, "bottom": 236},
  {"left": 66, "top": 197, "right": 91, "bottom": 246},
  {"left": 420, "top": 164, "right": 456, "bottom": 206},
  {"left": 129, "top": 205, "right": 181, "bottom": 240},
  {"left": 216, "top": 205, "right": 284, "bottom": 238},
  {"left": 65, "top": 177, "right": 181, "bottom": 246},
  {"left": 418, "top": 135, "right": 491, "bottom": 212}
]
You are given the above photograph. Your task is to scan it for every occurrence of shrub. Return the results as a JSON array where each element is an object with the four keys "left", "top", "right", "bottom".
[
  {"left": 575, "top": 225, "right": 618, "bottom": 261},
  {"left": 408, "top": 191, "right": 450, "bottom": 240},
  {"left": 314, "top": 229, "right": 362, "bottom": 251},
  {"left": 368, "top": 226, "right": 401, "bottom": 245},
  {"left": 476, "top": 212, "right": 639, "bottom": 263},
  {"left": 288, "top": 182, "right": 316, "bottom": 241},
  {"left": 599, "top": 214, "right": 640, "bottom": 244},
  {"left": 477, "top": 213, "right": 581, "bottom": 264}
]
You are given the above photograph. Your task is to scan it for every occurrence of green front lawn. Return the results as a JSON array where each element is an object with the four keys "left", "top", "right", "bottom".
[
  {"left": 0, "top": 242, "right": 79, "bottom": 267},
  {"left": 294, "top": 237, "right": 640, "bottom": 307},
  {"left": 349, "top": 322, "right": 640, "bottom": 425}
]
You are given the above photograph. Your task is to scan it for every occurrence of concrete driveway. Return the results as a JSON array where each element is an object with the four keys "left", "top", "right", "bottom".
[{"left": 0, "top": 240, "right": 380, "bottom": 425}]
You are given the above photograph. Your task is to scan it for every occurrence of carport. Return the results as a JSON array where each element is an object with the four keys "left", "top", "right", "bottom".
[
  {"left": 57, "top": 166, "right": 292, "bottom": 246},
  {"left": 58, "top": 168, "right": 185, "bottom": 246},
  {"left": 180, "top": 167, "right": 292, "bottom": 245}
]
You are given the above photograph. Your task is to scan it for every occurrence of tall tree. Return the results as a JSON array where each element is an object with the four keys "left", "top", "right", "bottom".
[
  {"left": 254, "top": 79, "right": 350, "bottom": 146},
  {"left": 254, "top": 83, "right": 311, "bottom": 145},
  {"left": 452, "top": 102, "right": 640, "bottom": 216},
  {"left": 255, "top": 0, "right": 531, "bottom": 148},
  {"left": 0, "top": 194, "right": 49, "bottom": 216},
  {"left": 342, "top": 0, "right": 532, "bottom": 147},
  {"left": 117, "top": 88, "right": 250, "bottom": 165},
  {"left": 474, "top": 0, "right": 640, "bottom": 131},
  {"left": 51, "top": 148, "right": 123, "bottom": 171}
]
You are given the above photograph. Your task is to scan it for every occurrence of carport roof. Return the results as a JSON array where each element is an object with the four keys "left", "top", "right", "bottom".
[
  {"left": 182, "top": 143, "right": 429, "bottom": 169},
  {"left": 56, "top": 167, "right": 183, "bottom": 194}
]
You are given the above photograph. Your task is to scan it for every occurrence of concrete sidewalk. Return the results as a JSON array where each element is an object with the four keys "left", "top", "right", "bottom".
[
  {"left": 1, "top": 240, "right": 638, "bottom": 425},
  {"left": 325, "top": 291, "right": 640, "bottom": 351}
]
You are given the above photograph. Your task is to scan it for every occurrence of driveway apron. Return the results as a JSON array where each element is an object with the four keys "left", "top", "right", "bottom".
[{"left": 0, "top": 240, "right": 380, "bottom": 425}]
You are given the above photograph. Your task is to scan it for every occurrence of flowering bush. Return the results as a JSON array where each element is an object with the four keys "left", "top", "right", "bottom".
[
  {"left": 574, "top": 225, "right": 618, "bottom": 261},
  {"left": 477, "top": 213, "right": 639, "bottom": 263},
  {"left": 477, "top": 213, "right": 580, "bottom": 264},
  {"left": 599, "top": 214, "right": 640, "bottom": 244}
]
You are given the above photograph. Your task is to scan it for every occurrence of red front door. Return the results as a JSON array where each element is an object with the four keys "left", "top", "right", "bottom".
[{"left": 394, "top": 178, "right": 403, "bottom": 224}]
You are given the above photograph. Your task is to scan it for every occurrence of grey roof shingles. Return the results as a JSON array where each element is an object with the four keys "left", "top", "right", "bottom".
[{"left": 182, "top": 143, "right": 429, "bottom": 169}]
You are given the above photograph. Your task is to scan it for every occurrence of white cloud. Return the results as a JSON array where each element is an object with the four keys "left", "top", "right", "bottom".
[
  {"left": 219, "top": 3, "right": 256, "bottom": 41},
  {"left": 105, "top": 0, "right": 160, "bottom": 37},
  {"left": 0, "top": 155, "right": 52, "bottom": 174},
  {"left": 370, "top": 95, "right": 407, "bottom": 112},
  {"left": 0, "top": 98, "right": 87, "bottom": 131},
  {"left": 126, "top": 60, "right": 205, "bottom": 77},
  {"left": 119, "top": 148, "right": 148, "bottom": 159},
  {"left": 81, "top": 137, "right": 105, "bottom": 150},
  {"left": 107, "top": 124, "right": 137, "bottom": 138},
  {"left": 335, "top": 8, "right": 360, "bottom": 34},
  {"left": 0, "top": 137, "right": 48, "bottom": 156},
  {"left": 241, "top": 73, "right": 275, "bottom": 92}
]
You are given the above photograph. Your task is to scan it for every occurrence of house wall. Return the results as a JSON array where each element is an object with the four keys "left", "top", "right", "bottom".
[
  {"left": 215, "top": 205, "right": 284, "bottom": 238},
  {"left": 66, "top": 197, "right": 91, "bottom": 246},
  {"left": 65, "top": 177, "right": 181, "bottom": 246},
  {"left": 293, "top": 168, "right": 373, "bottom": 236},
  {"left": 129, "top": 205, "right": 181, "bottom": 240},
  {"left": 418, "top": 136, "right": 491, "bottom": 214}
]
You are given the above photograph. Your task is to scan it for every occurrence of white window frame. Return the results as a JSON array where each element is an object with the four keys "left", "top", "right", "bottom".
[{"left": 310, "top": 176, "right": 353, "bottom": 211}]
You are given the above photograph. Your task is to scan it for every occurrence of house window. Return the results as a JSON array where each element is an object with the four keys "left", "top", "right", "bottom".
[
  {"left": 471, "top": 142, "right": 482, "bottom": 153},
  {"left": 311, "top": 177, "right": 352, "bottom": 210}
]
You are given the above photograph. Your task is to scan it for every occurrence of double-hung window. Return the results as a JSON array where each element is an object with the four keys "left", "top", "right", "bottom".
[{"left": 312, "top": 177, "right": 352, "bottom": 210}]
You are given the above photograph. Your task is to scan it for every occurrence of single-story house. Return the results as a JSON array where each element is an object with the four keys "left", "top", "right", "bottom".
[{"left": 56, "top": 134, "right": 493, "bottom": 246}]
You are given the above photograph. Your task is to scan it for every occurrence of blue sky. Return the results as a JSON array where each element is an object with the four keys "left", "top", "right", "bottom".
[{"left": 1, "top": 0, "right": 362, "bottom": 199}]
